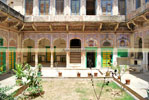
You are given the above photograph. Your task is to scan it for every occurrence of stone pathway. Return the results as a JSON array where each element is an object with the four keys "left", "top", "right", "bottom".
[{"left": 121, "top": 73, "right": 149, "bottom": 99}]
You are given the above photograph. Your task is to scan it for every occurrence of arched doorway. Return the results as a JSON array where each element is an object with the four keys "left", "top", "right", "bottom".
[
  {"left": 9, "top": 40, "right": 16, "bottom": 70},
  {"left": 23, "top": 39, "right": 35, "bottom": 66},
  {"left": 38, "top": 38, "right": 50, "bottom": 67},
  {"left": 53, "top": 38, "right": 66, "bottom": 67},
  {"left": 101, "top": 40, "right": 113, "bottom": 67},
  {"left": 0, "top": 37, "right": 6, "bottom": 72},
  {"left": 70, "top": 39, "right": 81, "bottom": 63}
]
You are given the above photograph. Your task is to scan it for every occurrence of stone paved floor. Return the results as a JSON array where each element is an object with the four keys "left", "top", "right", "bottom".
[{"left": 0, "top": 68, "right": 149, "bottom": 99}]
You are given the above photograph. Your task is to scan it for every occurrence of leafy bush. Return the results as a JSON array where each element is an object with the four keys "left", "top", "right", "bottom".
[
  {"left": 13, "top": 64, "right": 25, "bottom": 79},
  {"left": 0, "top": 84, "right": 14, "bottom": 100}
]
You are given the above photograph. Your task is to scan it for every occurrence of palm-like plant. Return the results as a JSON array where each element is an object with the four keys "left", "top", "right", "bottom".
[{"left": 13, "top": 64, "right": 25, "bottom": 79}]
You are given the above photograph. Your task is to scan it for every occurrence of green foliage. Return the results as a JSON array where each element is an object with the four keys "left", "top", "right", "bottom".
[
  {"left": 25, "top": 64, "right": 43, "bottom": 97},
  {"left": 0, "top": 84, "right": 14, "bottom": 100},
  {"left": 13, "top": 64, "right": 25, "bottom": 79},
  {"left": 115, "top": 92, "right": 134, "bottom": 100}
]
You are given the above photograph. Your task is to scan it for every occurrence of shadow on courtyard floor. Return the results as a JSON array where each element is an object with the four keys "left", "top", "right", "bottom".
[
  {"left": 0, "top": 72, "right": 14, "bottom": 81},
  {"left": 130, "top": 71, "right": 149, "bottom": 82}
]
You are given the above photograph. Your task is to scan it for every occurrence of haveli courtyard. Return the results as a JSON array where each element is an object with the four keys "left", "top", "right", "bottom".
[{"left": 0, "top": 0, "right": 149, "bottom": 100}]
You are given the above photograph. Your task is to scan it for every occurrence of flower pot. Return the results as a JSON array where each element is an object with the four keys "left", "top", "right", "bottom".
[
  {"left": 58, "top": 72, "right": 62, "bottom": 77},
  {"left": 16, "top": 79, "right": 23, "bottom": 86},
  {"left": 118, "top": 76, "right": 121, "bottom": 80},
  {"left": 94, "top": 73, "right": 98, "bottom": 77},
  {"left": 88, "top": 73, "right": 91, "bottom": 77},
  {"left": 106, "top": 71, "right": 110, "bottom": 77},
  {"left": 77, "top": 73, "right": 81, "bottom": 77},
  {"left": 125, "top": 79, "right": 130, "bottom": 85}
]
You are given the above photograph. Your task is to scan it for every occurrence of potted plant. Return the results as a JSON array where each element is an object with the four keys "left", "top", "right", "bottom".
[
  {"left": 13, "top": 64, "right": 25, "bottom": 86},
  {"left": 94, "top": 72, "right": 98, "bottom": 77},
  {"left": 88, "top": 73, "right": 92, "bottom": 77},
  {"left": 77, "top": 72, "right": 81, "bottom": 77},
  {"left": 58, "top": 72, "right": 62, "bottom": 77}
]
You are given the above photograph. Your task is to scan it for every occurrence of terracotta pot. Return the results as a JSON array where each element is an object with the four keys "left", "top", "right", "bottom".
[
  {"left": 88, "top": 73, "right": 91, "bottom": 77},
  {"left": 77, "top": 73, "right": 81, "bottom": 77},
  {"left": 125, "top": 79, "right": 130, "bottom": 85},
  {"left": 58, "top": 72, "right": 62, "bottom": 77},
  {"left": 94, "top": 73, "right": 98, "bottom": 77},
  {"left": 118, "top": 76, "right": 121, "bottom": 80},
  {"left": 106, "top": 71, "right": 110, "bottom": 77}
]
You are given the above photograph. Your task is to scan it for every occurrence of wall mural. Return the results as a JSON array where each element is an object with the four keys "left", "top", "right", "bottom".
[
  {"left": 117, "top": 34, "right": 130, "bottom": 47},
  {"left": 100, "top": 34, "right": 114, "bottom": 47}
]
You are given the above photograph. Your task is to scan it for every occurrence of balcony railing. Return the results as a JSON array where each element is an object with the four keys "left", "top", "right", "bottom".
[
  {"left": 0, "top": 1, "right": 24, "bottom": 21},
  {"left": 25, "top": 15, "right": 126, "bottom": 22},
  {"left": 126, "top": 2, "right": 149, "bottom": 21}
]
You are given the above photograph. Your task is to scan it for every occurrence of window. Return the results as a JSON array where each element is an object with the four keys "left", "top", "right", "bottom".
[
  {"left": 39, "top": 0, "right": 50, "bottom": 15},
  {"left": 146, "top": 0, "right": 149, "bottom": 3},
  {"left": 136, "top": 0, "right": 140, "bottom": 9},
  {"left": 101, "top": 0, "right": 113, "bottom": 15},
  {"left": 118, "top": 0, "right": 126, "bottom": 15},
  {"left": 56, "top": 0, "right": 64, "bottom": 15},
  {"left": 86, "top": 0, "right": 96, "bottom": 15},
  {"left": 25, "top": 0, "right": 33, "bottom": 15},
  {"left": 71, "top": 0, "right": 80, "bottom": 15}
]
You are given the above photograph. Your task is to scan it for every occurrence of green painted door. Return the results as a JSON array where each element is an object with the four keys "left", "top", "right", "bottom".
[
  {"left": 101, "top": 48, "right": 113, "bottom": 67},
  {"left": 85, "top": 47, "right": 97, "bottom": 68},
  {"left": 0, "top": 50, "right": 6, "bottom": 72},
  {"left": 118, "top": 49, "right": 128, "bottom": 57},
  {"left": 9, "top": 48, "right": 16, "bottom": 70}
]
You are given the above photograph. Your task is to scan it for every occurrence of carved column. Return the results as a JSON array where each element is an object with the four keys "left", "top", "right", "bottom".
[
  {"left": 81, "top": 50, "right": 86, "bottom": 68},
  {"left": 66, "top": 50, "right": 70, "bottom": 68}
]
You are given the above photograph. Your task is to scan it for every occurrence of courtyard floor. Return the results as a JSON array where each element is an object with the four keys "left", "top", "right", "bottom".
[{"left": 33, "top": 79, "right": 134, "bottom": 100}]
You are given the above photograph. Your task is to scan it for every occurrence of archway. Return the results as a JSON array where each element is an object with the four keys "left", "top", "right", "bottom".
[
  {"left": 38, "top": 38, "right": 50, "bottom": 67},
  {"left": 70, "top": 39, "right": 81, "bottom": 63},
  {"left": 101, "top": 40, "right": 113, "bottom": 67},
  {"left": 53, "top": 38, "right": 66, "bottom": 67},
  {"left": 9, "top": 40, "right": 17, "bottom": 69},
  {"left": 23, "top": 38, "right": 35, "bottom": 66},
  {"left": 0, "top": 37, "right": 6, "bottom": 72}
]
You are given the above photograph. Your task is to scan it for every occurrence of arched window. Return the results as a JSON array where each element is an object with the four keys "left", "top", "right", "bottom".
[
  {"left": 56, "top": 0, "right": 64, "bottom": 15},
  {"left": 103, "top": 41, "right": 111, "bottom": 47},
  {"left": 71, "top": 0, "right": 80, "bottom": 15}
]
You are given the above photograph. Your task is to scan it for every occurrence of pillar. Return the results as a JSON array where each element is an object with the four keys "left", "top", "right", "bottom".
[
  {"left": 97, "top": 48, "right": 101, "bottom": 69},
  {"left": 113, "top": 0, "right": 118, "bottom": 15},
  {"left": 80, "top": 0, "right": 86, "bottom": 15},
  {"left": 50, "top": 0, "right": 56, "bottom": 15},
  {"left": 81, "top": 50, "right": 86, "bottom": 68},
  {"left": 35, "top": 51, "right": 38, "bottom": 68},
  {"left": 113, "top": 48, "right": 118, "bottom": 66},
  {"left": 97, "top": 0, "right": 102, "bottom": 15},
  {"left": 64, "top": 0, "right": 71, "bottom": 15},
  {"left": 33, "top": 0, "right": 39, "bottom": 16},
  {"left": 51, "top": 50, "right": 54, "bottom": 68},
  {"left": 6, "top": 49, "right": 9, "bottom": 71},
  {"left": 66, "top": 51, "right": 70, "bottom": 68}
]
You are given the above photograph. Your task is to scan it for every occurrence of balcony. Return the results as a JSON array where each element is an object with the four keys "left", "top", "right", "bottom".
[
  {"left": 127, "top": 2, "right": 149, "bottom": 21},
  {"left": 24, "top": 15, "right": 125, "bottom": 23},
  {"left": 0, "top": 1, "right": 24, "bottom": 21}
]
